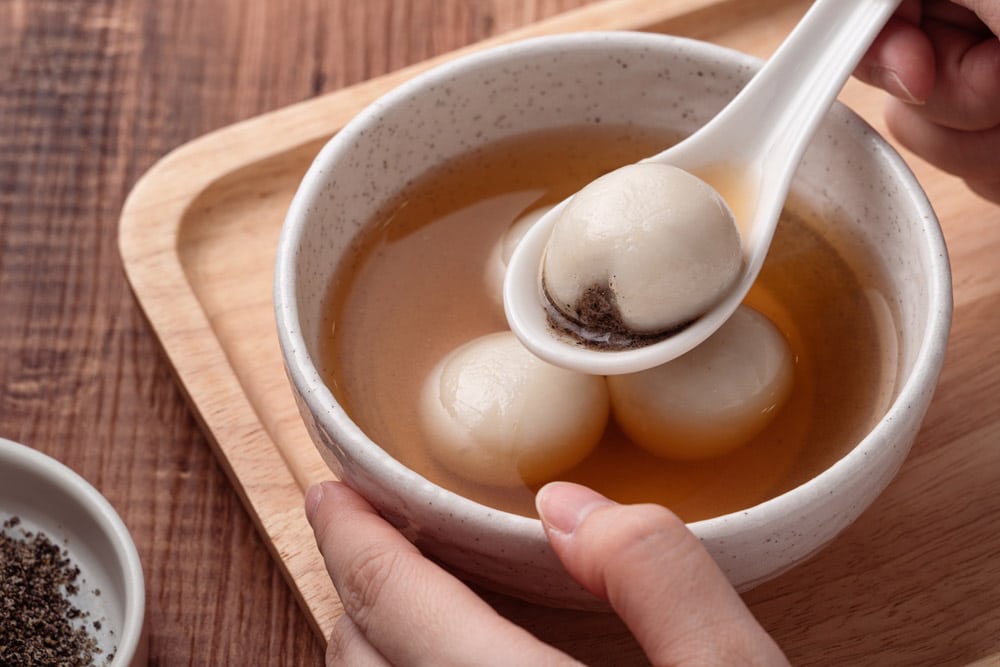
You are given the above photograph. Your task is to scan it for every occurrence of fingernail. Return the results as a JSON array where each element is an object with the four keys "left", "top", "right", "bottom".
[
  {"left": 536, "top": 482, "right": 615, "bottom": 536},
  {"left": 870, "top": 66, "right": 923, "bottom": 105},
  {"left": 305, "top": 482, "right": 326, "bottom": 523}
]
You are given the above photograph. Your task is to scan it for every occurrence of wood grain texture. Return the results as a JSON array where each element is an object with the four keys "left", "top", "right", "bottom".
[
  {"left": 0, "top": 1, "right": 601, "bottom": 664},
  {"left": 117, "top": 0, "right": 1000, "bottom": 666},
  {"left": 8, "top": 0, "right": 1000, "bottom": 664}
]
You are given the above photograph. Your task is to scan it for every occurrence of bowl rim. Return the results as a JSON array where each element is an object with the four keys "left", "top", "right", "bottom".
[
  {"left": 0, "top": 437, "right": 146, "bottom": 665},
  {"left": 274, "top": 30, "right": 952, "bottom": 543}
]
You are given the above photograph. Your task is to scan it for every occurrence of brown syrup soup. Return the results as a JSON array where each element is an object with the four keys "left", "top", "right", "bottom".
[{"left": 321, "top": 126, "right": 893, "bottom": 522}]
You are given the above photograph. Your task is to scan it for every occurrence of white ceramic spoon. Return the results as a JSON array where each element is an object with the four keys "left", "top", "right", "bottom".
[{"left": 504, "top": 0, "right": 902, "bottom": 375}]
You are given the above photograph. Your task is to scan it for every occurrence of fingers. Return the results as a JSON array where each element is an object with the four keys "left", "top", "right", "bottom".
[
  {"left": 856, "top": 1, "right": 1000, "bottom": 202},
  {"left": 306, "top": 481, "right": 578, "bottom": 667},
  {"left": 327, "top": 615, "right": 392, "bottom": 666},
  {"left": 537, "top": 482, "right": 788, "bottom": 667},
  {"left": 855, "top": 14, "right": 936, "bottom": 104},
  {"left": 930, "top": 0, "right": 1000, "bottom": 34},
  {"left": 917, "top": 15, "right": 1000, "bottom": 130},
  {"left": 885, "top": 98, "right": 1000, "bottom": 202},
  {"left": 859, "top": 2, "right": 1000, "bottom": 130}
]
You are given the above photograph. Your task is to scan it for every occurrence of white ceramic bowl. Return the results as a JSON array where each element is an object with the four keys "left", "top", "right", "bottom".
[
  {"left": 275, "top": 32, "right": 951, "bottom": 608},
  {"left": 0, "top": 438, "right": 147, "bottom": 665}
]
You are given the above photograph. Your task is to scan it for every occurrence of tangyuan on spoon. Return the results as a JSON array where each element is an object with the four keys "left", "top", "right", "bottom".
[{"left": 504, "top": 0, "right": 902, "bottom": 375}]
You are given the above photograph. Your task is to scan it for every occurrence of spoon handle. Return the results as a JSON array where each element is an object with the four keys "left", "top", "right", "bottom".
[
  {"left": 664, "top": 0, "right": 902, "bottom": 172},
  {"left": 505, "top": 3, "right": 906, "bottom": 375}
]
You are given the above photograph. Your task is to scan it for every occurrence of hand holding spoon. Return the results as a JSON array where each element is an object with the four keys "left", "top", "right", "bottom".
[{"left": 503, "top": 0, "right": 902, "bottom": 375}]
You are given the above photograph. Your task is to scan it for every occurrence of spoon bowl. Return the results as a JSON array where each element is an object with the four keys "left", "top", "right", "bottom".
[{"left": 505, "top": 0, "right": 902, "bottom": 375}]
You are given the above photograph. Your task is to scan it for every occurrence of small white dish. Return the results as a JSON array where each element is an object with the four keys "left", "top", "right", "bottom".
[{"left": 0, "top": 437, "right": 147, "bottom": 666}]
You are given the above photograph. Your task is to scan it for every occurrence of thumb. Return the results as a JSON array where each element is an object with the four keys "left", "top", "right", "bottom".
[
  {"left": 536, "top": 482, "right": 788, "bottom": 667},
  {"left": 855, "top": 13, "right": 936, "bottom": 104}
]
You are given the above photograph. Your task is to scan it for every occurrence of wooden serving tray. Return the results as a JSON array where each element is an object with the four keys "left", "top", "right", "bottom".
[{"left": 119, "top": 0, "right": 1000, "bottom": 663}]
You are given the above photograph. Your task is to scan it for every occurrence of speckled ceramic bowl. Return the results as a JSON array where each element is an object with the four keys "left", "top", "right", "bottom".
[{"left": 275, "top": 32, "right": 951, "bottom": 609}]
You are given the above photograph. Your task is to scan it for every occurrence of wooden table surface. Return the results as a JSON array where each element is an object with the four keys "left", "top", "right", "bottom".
[
  {"left": 5, "top": 1, "right": 1000, "bottom": 666},
  {"left": 0, "top": 1, "right": 603, "bottom": 663}
]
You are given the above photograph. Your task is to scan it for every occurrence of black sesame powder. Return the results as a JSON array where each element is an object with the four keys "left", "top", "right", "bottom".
[
  {"left": 541, "top": 277, "right": 681, "bottom": 350},
  {"left": 1, "top": 516, "right": 110, "bottom": 666}
]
